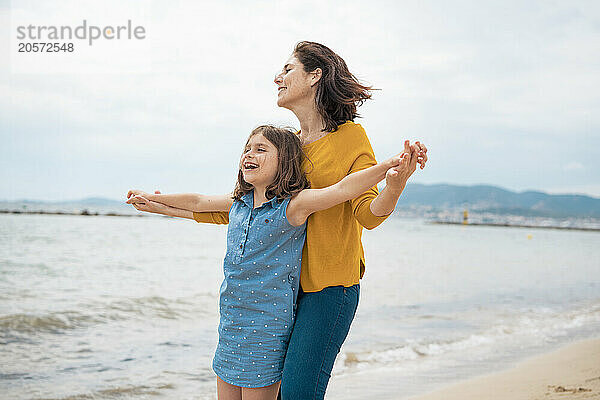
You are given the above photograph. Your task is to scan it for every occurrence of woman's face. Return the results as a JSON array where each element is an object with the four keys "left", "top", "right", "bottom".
[
  {"left": 240, "top": 133, "right": 279, "bottom": 188},
  {"left": 274, "top": 55, "right": 315, "bottom": 109}
]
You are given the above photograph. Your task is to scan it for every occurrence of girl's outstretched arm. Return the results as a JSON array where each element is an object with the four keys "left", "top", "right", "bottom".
[
  {"left": 126, "top": 191, "right": 233, "bottom": 213},
  {"left": 129, "top": 196, "right": 195, "bottom": 220},
  {"left": 286, "top": 149, "right": 410, "bottom": 227}
]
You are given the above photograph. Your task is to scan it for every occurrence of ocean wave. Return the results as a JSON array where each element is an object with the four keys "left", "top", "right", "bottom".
[
  {"left": 0, "top": 260, "right": 56, "bottom": 276},
  {"left": 0, "top": 293, "right": 216, "bottom": 335},
  {"left": 0, "top": 312, "right": 98, "bottom": 335},
  {"left": 31, "top": 383, "right": 176, "bottom": 400},
  {"left": 337, "top": 302, "right": 600, "bottom": 373}
]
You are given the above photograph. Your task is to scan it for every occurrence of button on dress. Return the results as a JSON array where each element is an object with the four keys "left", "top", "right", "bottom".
[{"left": 212, "top": 190, "right": 307, "bottom": 388}]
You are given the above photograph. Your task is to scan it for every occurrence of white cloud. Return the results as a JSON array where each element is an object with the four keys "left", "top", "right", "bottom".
[
  {"left": 2, "top": 0, "right": 600, "bottom": 200},
  {"left": 564, "top": 162, "right": 585, "bottom": 171}
]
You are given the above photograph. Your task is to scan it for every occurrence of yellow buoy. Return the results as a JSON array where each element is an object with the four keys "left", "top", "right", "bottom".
[{"left": 527, "top": 234, "right": 533, "bottom": 240}]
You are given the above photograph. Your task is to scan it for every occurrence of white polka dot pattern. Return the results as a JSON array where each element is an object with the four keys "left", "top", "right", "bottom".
[{"left": 213, "top": 191, "right": 307, "bottom": 388}]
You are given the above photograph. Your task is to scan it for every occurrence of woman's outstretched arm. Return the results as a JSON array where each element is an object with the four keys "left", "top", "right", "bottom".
[
  {"left": 129, "top": 197, "right": 195, "bottom": 220},
  {"left": 126, "top": 190, "right": 233, "bottom": 213}
]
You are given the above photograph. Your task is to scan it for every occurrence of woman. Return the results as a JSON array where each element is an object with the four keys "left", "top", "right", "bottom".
[{"left": 196, "top": 41, "right": 428, "bottom": 399}]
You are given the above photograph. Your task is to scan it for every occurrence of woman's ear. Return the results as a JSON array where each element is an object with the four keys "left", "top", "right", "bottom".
[{"left": 310, "top": 68, "right": 322, "bottom": 87}]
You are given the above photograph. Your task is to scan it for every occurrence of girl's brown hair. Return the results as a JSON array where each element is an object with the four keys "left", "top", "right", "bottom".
[
  {"left": 232, "top": 125, "right": 311, "bottom": 202},
  {"left": 293, "top": 41, "right": 375, "bottom": 133}
]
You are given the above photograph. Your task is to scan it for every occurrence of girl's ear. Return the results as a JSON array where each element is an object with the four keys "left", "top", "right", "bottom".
[{"left": 310, "top": 68, "right": 322, "bottom": 87}]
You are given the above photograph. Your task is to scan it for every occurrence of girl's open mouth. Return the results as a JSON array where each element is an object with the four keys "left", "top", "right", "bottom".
[{"left": 243, "top": 162, "right": 259, "bottom": 171}]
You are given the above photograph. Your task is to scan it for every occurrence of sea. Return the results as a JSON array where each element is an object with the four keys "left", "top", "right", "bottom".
[{"left": 1, "top": 212, "right": 599, "bottom": 399}]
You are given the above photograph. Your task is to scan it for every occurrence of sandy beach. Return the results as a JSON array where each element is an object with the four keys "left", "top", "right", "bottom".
[{"left": 407, "top": 337, "right": 600, "bottom": 400}]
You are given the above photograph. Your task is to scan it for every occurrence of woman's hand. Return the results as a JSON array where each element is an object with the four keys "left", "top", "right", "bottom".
[
  {"left": 385, "top": 140, "right": 422, "bottom": 191},
  {"left": 126, "top": 189, "right": 161, "bottom": 202},
  {"left": 127, "top": 195, "right": 167, "bottom": 214}
]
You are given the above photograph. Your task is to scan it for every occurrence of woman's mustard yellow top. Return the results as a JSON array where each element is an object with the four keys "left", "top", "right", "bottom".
[{"left": 193, "top": 121, "right": 391, "bottom": 292}]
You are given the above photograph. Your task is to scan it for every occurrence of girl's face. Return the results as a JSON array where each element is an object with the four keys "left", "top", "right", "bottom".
[
  {"left": 274, "top": 55, "right": 314, "bottom": 109},
  {"left": 240, "top": 133, "right": 279, "bottom": 188}
]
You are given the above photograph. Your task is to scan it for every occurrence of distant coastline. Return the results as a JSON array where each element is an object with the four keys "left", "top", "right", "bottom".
[
  {"left": 430, "top": 220, "right": 600, "bottom": 232},
  {"left": 0, "top": 209, "right": 146, "bottom": 217},
  {"left": 2, "top": 183, "right": 600, "bottom": 230},
  {"left": 3, "top": 208, "right": 600, "bottom": 232}
]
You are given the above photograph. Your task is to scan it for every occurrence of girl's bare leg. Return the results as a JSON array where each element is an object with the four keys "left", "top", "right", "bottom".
[
  {"left": 242, "top": 381, "right": 281, "bottom": 400},
  {"left": 217, "top": 376, "right": 242, "bottom": 400}
]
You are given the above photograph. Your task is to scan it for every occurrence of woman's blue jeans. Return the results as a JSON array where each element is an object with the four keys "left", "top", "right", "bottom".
[{"left": 280, "top": 284, "right": 360, "bottom": 400}]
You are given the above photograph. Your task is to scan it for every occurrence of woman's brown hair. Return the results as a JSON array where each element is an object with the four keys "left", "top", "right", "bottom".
[
  {"left": 293, "top": 41, "right": 375, "bottom": 133},
  {"left": 232, "top": 125, "right": 311, "bottom": 202}
]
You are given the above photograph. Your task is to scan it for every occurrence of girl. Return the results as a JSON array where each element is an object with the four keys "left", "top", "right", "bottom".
[{"left": 126, "top": 125, "right": 417, "bottom": 400}]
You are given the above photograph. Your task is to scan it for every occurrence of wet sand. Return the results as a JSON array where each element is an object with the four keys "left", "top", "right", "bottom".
[{"left": 408, "top": 337, "right": 600, "bottom": 400}]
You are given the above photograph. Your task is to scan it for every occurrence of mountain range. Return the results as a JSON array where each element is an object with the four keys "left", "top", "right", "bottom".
[{"left": 397, "top": 184, "right": 600, "bottom": 218}]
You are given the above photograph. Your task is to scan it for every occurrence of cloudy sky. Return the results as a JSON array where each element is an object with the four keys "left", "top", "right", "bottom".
[{"left": 1, "top": 0, "right": 599, "bottom": 201}]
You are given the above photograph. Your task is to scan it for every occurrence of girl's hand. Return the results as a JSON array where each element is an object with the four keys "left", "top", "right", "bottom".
[
  {"left": 127, "top": 195, "right": 165, "bottom": 214},
  {"left": 413, "top": 140, "right": 428, "bottom": 170},
  {"left": 126, "top": 189, "right": 149, "bottom": 200}
]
